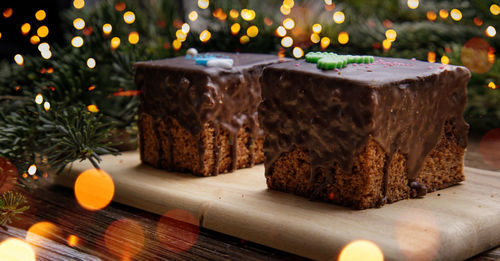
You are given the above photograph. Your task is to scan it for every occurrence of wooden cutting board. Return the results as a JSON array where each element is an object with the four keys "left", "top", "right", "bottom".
[{"left": 55, "top": 151, "right": 500, "bottom": 261}]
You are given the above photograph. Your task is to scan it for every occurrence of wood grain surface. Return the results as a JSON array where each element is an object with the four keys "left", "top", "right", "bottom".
[{"left": 54, "top": 151, "right": 500, "bottom": 261}]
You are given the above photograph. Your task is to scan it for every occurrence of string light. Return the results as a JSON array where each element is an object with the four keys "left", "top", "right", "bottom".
[
  {"left": 71, "top": 36, "right": 84, "bottom": 47},
  {"left": 30, "top": 36, "right": 40, "bottom": 45},
  {"left": 428, "top": 51, "right": 436, "bottom": 63},
  {"left": 439, "top": 9, "right": 449, "bottom": 19},
  {"left": 3, "top": 8, "right": 13, "bottom": 18},
  {"left": 293, "top": 47, "right": 304, "bottom": 58},
  {"left": 247, "top": 26, "right": 259, "bottom": 38},
  {"left": 310, "top": 33, "right": 320, "bottom": 43},
  {"left": 407, "top": 0, "right": 419, "bottom": 9},
  {"left": 382, "top": 39, "right": 391, "bottom": 50},
  {"left": 176, "top": 30, "right": 186, "bottom": 41},
  {"left": 87, "top": 58, "right": 96, "bottom": 69},
  {"left": 172, "top": 39, "right": 182, "bottom": 50},
  {"left": 281, "top": 36, "right": 293, "bottom": 47},
  {"left": 35, "top": 10, "right": 46, "bottom": 21},
  {"left": 73, "top": 18, "right": 85, "bottom": 30},
  {"left": 111, "top": 37, "right": 120, "bottom": 50},
  {"left": 21, "top": 23, "right": 31, "bottom": 35},
  {"left": 188, "top": 11, "right": 198, "bottom": 21},
  {"left": 283, "top": 18, "right": 295, "bottom": 30},
  {"left": 231, "top": 23, "right": 241, "bottom": 35},
  {"left": 312, "top": 24, "right": 322, "bottom": 34},
  {"left": 199, "top": 30, "right": 211, "bottom": 42},
  {"left": 385, "top": 29, "right": 397, "bottom": 42},
  {"left": 320, "top": 37, "right": 330, "bottom": 49},
  {"left": 427, "top": 11, "right": 437, "bottom": 21},
  {"left": 43, "top": 101, "right": 51, "bottom": 111},
  {"left": 240, "top": 35, "right": 250, "bottom": 44},
  {"left": 280, "top": 5, "right": 291, "bottom": 15},
  {"left": 241, "top": 9, "right": 256, "bottom": 21},
  {"left": 333, "top": 11, "right": 345, "bottom": 24},
  {"left": 102, "top": 23, "right": 112, "bottom": 35},
  {"left": 486, "top": 26, "right": 496, "bottom": 37},
  {"left": 441, "top": 55, "right": 450, "bottom": 65},
  {"left": 128, "top": 31, "right": 139, "bottom": 44},
  {"left": 123, "top": 11, "right": 135, "bottom": 24},
  {"left": 338, "top": 32, "right": 349, "bottom": 44},
  {"left": 229, "top": 9, "right": 239, "bottom": 19},
  {"left": 450, "top": 9, "right": 462, "bottom": 21},
  {"left": 276, "top": 26, "right": 286, "bottom": 37},
  {"left": 283, "top": 0, "right": 295, "bottom": 8},
  {"left": 181, "top": 23, "right": 190, "bottom": 34},
  {"left": 73, "top": 0, "right": 85, "bottom": 9},
  {"left": 35, "top": 94, "right": 43, "bottom": 105},
  {"left": 491, "top": 4, "right": 500, "bottom": 15},
  {"left": 198, "top": 0, "right": 209, "bottom": 9},
  {"left": 14, "top": 54, "right": 23, "bottom": 66},
  {"left": 37, "top": 26, "right": 49, "bottom": 38}
]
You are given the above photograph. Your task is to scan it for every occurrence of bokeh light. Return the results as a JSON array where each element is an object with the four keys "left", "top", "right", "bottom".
[
  {"left": 281, "top": 36, "right": 293, "bottom": 47},
  {"left": 21, "top": 23, "right": 31, "bottom": 35},
  {"left": 67, "top": 235, "right": 80, "bottom": 247},
  {"left": 0, "top": 238, "right": 36, "bottom": 261},
  {"left": 479, "top": 128, "right": 500, "bottom": 168},
  {"left": 176, "top": 30, "right": 187, "bottom": 41},
  {"left": 128, "top": 31, "right": 139, "bottom": 44},
  {"left": 310, "top": 33, "right": 320, "bottom": 43},
  {"left": 312, "top": 24, "right": 322, "bottom": 34},
  {"left": 283, "top": 18, "right": 295, "bottom": 30},
  {"left": 241, "top": 9, "right": 256, "bottom": 21},
  {"left": 280, "top": 5, "right": 291, "bottom": 15},
  {"left": 87, "top": 58, "right": 96, "bottom": 69},
  {"left": 333, "top": 11, "right": 345, "bottom": 24},
  {"left": 111, "top": 37, "right": 120, "bottom": 50},
  {"left": 338, "top": 32, "right": 349, "bottom": 44},
  {"left": 461, "top": 37, "right": 493, "bottom": 73},
  {"left": 38, "top": 42, "right": 50, "bottom": 52},
  {"left": 385, "top": 29, "right": 397, "bottom": 42},
  {"left": 41, "top": 50, "right": 52, "bottom": 59},
  {"left": 28, "top": 164, "right": 37, "bottom": 174},
  {"left": 181, "top": 23, "right": 190, "bottom": 34},
  {"left": 240, "top": 35, "right": 250, "bottom": 44},
  {"left": 382, "top": 39, "right": 391, "bottom": 51},
  {"left": 198, "top": 0, "right": 209, "bottom": 9},
  {"left": 441, "top": 55, "right": 449, "bottom": 64},
  {"left": 123, "top": 11, "right": 135, "bottom": 24},
  {"left": 450, "top": 9, "right": 462, "bottom": 21},
  {"left": 71, "top": 36, "right": 84, "bottom": 48},
  {"left": 37, "top": 26, "right": 49, "bottom": 38},
  {"left": 427, "top": 51, "right": 436, "bottom": 63},
  {"left": 73, "top": 0, "right": 85, "bottom": 9},
  {"left": 3, "top": 8, "right": 13, "bottom": 18},
  {"left": 115, "top": 2, "right": 126, "bottom": 12},
  {"left": 276, "top": 26, "right": 286, "bottom": 37},
  {"left": 188, "top": 11, "right": 198, "bottom": 21},
  {"left": 73, "top": 18, "right": 85, "bottom": 30},
  {"left": 156, "top": 209, "right": 199, "bottom": 253},
  {"left": 74, "top": 168, "right": 114, "bottom": 211},
  {"left": 407, "top": 0, "right": 419, "bottom": 9},
  {"left": 486, "top": 26, "right": 496, "bottom": 37},
  {"left": 200, "top": 29, "right": 211, "bottom": 42},
  {"left": 231, "top": 23, "right": 241, "bottom": 35},
  {"left": 247, "top": 25, "right": 259, "bottom": 37},
  {"left": 26, "top": 221, "right": 61, "bottom": 243},
  {"left": 104, "top": 219, "right": 145, "bottom": 260},
  {"left": 491, "top": 4, "right": 500, "bottom": 15},
  {"left": 474, "top": 17, "right": 483, "bottom": 26},
  {"left": 43, "top": 101, "right": 51, "bottom": 111},
  {"left": 339, "top": 240, "right": 384, "bottom": 261},
  {"left": 35, "top": 10, "right": 46, "bottom": 21},
  {"left": 14, "top": 54, "right": 23, "bottom": 66},
  {"left": 283, "top": 0, "right": 294, "bottom": 8},
  {"left": 229, "top": 9, "right": 239, "bottom": 19},
  {"left": 488, "top": 81, "right": 497, "bottom": 90},
  {"left": 320, "top": 36, "right": 330, "bottom": 49},
  {"left": 102, "top": 23, "right": 112, "bottom": 35},
  {"left": 439, "top": 9, "right": 449, "bottom": 19},
  {"left": 427, "top": 11, "right": 437, "bottom": 21},
  {"left": 173, "top": 39, "right": 182, "bottom": 50},
  {"left": 292, "top": 47, "right": 303, "bottom": 58}
]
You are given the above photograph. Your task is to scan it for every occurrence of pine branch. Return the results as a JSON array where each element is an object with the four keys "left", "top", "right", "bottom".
[{"left": 0, "top": 191, "right": 29, "bottom": 227}]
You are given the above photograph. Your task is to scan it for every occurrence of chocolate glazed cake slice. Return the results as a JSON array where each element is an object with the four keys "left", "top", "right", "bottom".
[
  {"left": 135, "top": 53, "right": 282, "bottom": 176},
  {"left": 259, "top": 55, "right": 470, "bottom": 209}
]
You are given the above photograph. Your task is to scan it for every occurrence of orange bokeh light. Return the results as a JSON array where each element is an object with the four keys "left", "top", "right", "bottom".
[
  {"left": 67, "top": 234, "right": 80, "bottom": 247},
  {"left": 104, "top": 218, "right": 145, "bottom": 260},
  {"left": 156, "top": 209, "right": 199, "bottom": 253},
  {"left": 338, "top": 240, "right": 384, "bottom": 261},
  {"left": 479, "top": 128, "right": 500, "bottom": 169},
  {"left": 3, "top": 8, "right": 13, "bottom": 18},
  {"left": 74, "top": 168, "right": 114, "bottom": 211},
  {"left": 0, "top": 238, "right": 35, "bottom": 261},
  {"left": 26, "top": 221, "right": 61, "bottom": 243}
]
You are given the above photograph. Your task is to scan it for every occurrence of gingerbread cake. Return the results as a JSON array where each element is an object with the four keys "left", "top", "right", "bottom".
[
  {"left": 259, "top": 54, "right": 470, "bottom": 209},
  {"left": 135, "top": 53, "right": 282, "bottom": 176}
]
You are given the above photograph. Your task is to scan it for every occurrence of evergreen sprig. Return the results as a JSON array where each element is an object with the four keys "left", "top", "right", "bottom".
[{"left": 0, "top": 191, "right": 29, "bottom": 227}]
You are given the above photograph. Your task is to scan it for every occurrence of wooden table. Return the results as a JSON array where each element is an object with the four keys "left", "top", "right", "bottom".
[{"left": 2, "top": 139, "right": 499, "bottom": 260}]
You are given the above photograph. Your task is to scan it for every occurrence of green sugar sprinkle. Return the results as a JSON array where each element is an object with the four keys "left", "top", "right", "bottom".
[{"left": 306, "top": 52, "right": 374, "bottom": 70}]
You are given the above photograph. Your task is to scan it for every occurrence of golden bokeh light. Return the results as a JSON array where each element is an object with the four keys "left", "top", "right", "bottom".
[
  {"left": 281, "top": 36, "right": 293, "bottom": 47},
  {"left": 128, "top": 31, "right": 139, "bottom": 44},
  {"left": 385, "top": 29, "right": 397, "bottom": 42},
  {"left": 0, "top": 32, "right": 2, "bottom": 40},
  {"left": 312, "top": 24, "right": 322, "bottom": 34},
  {"left": 199, "top": 29, "right": 211, "bottom": 42},
  {"left": 382, "top": 39, "right": 391, "bottom": 51},
  {"left": 320, "top": 36, "right": 330, "bottom": 49},
  {"left": 338, "top": 31, "right": 349, "bottom": 44},
  {"left": 292, "top": 47, "right": 304, "bottom": 58},
  {"left": 73, "top": 18, "right": 85, "bottom": 30},
  {"left": 71, "top": 36, "right": 84, "bottom": 48},
  {"left": 181, "top": 23, "right": 190, "bottom": 34},
  {"left": 441, "top": 55, "right": 450, "bottom": 65},
  {"left": 102, "top": 23, "right": 112, "bottom": 35},
  {"left": 407, "top": 0, "right": 419, "bottom": 9},
  {"left": 73, "top": 0, "right": 85, "bottom": 9},
  {"left": 427, "top": 51, "right": 436, "bottom": 63},
  {"left": 67, "top": 235, "right": 80, "bottom": 247},
  {"left": 339, "top": 240, "right": 384, "bottom": 261},
  {"left": 0, "top": 238, "right": 36, "bottom": 261},
  {"left": 173, "top": 39, "right": 182, "bottom": 50},
  {"left": 26, "top": 221, "right": 61, "bottom": 243},
  {"left": 439, "top": 9, "right": 449, "bottom": 19},
  {"left": 87, "top": 104, "right": 99, "bottom": 112},
  {"left": 450, "top": 9, "right": 462, "bottom": 21},
  {"left": 280, "top": 5, "right": 291, "bottom": 15},
  {"left": 3, "top": 8, "right": 13, "bottom": 18},
  {"left": 310, "top": 33, "right": 320, "bottom": 43},
  {"left": 198, "top": 0, "right": 209, "bottom": 9},
  {"left": 333, "top": 11, "right": 345, "bottom": 24},
  {"left": 123, "top": 11, "right": 135, "bottom": 24},
  {"left": 276, "top": 26, "right": 287, "bottom": 37},
  {"left": 247, "top": 25, "right": 259, "bottom": 38},
  {"left": 283, "top": 18, "right": 295, "bottom": 30},
  {"left": 491, "top": 4, "right": 500, "bottom": 15},
  {"left": 283, "top": 0, "right": 295, "bottom": 8},
  {"left": 488, "top": 81, "right": 496, "bottom": 90},
  {"left": 240, "top": 35, "right": 250, "bottom": 44},
  {"left": 188, "top": 11, "right": 198, "bottom": 21},
  {"left": 231, "top": 23, "right": 241, "bottom": 35},
  {"left": 14, "top": 54, "right": 24, "bottom": 66},
  {"left": 241, "top": 9, "right": 256, "bottom": 21},
  {"left": 156, "top": 209, "right": 199, "bottom": 253},
  {"left": 37, "top": 26, "right": 49, "bottom": 38},
  {"left": 426, "top": 11, "right": 437, "bottom": 21},
  {"left": 486, "top": 26, "right": 496, "bottom": 37},
  {"left": 87, "top": 58, "right": 96, "bottom": 69},
  {"left": 21, "top": 23, "right": 31, "bottom": 35},
  {"left": 461, "top": 37, "right": 494, "bottom": 73},
  {"left": 229, "top": 9, "right": 239, "bottom": 19},
  {"left": 35, "top": 10, "right": 46, "bottom": 21},
  {"left": 28, "top": 164, "right": 37, "bottom": 174},
  {"left": 111, "top": 37, "right": 120, "bottom": 50},
  {"left": 44, "top": 101, "right": 51, "bottom": 111},
  {"left": 176, "top": 30, "right": 187, "bottom": 41},
  {"left": 74, "top": 168, "right": 114, "bottom": 210},
  {"left": 30, "top": 35, "right": 41, "bottom": 45},
  {"left": 105, "top": 219, "right": 145, "bottom": 260}
]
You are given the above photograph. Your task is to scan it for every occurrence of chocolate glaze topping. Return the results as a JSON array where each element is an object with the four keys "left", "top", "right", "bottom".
[
  {"left": 259, "top": 58, "right": 470, "bottom": 198},
  {"left": 135, "top": 53, "right": 282, "bottom": 174}
]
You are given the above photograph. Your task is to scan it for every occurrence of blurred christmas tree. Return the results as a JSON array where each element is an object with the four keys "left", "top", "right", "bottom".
[{"left": 0, "top": 0, "right": 498, "bottom": 190}]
